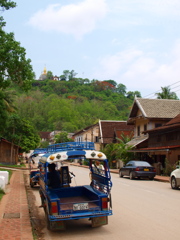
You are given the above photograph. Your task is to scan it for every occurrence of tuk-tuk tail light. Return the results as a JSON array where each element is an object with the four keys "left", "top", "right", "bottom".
[
  {"left": 102, "top": 197, "right": 108, "bottom": 210},
  {"left": 51, "top": 201, "right": 58, "bottom": 215}
]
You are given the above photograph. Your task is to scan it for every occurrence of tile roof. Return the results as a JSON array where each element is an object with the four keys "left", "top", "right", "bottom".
[
  {"left": 39, "top": 132, "right": 51, "bottom": 139},
  {"left": 129, "top": 98, "right": 180, "bottom": 119},
  {"left": 73, "top": 123, "right": 98, "bottom": 136},
  {"left": 165, "top": 113, "right": 180, "bottom": 125},
  {"left": 100, "top": 120, "right": 134, "bottom": 144}
]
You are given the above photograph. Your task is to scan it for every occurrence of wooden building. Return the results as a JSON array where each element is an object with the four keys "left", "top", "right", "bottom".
[{"left": 0, "top": 138, "right": 20, "bottom": 165}]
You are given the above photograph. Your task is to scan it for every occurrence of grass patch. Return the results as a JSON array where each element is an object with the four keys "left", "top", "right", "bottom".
[
  {"left": 0, "top": 188, "right": 5, "bottom": 201},
  {"left": 0, "top": 163, "right": 25, "bottom": 168}
]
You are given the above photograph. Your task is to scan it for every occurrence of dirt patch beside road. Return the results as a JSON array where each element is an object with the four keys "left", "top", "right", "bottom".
[{"left": 24, "top": 173, "right": 45, "bottom": 240}]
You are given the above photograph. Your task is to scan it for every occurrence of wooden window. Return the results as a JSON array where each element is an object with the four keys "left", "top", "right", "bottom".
[{"left": 155, "top": 123, "right": 162, "bottom": 128}]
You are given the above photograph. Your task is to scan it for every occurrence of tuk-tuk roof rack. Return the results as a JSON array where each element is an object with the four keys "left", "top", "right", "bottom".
[{"left": 46, "top": 142, "right": 95, "bottom": 153}]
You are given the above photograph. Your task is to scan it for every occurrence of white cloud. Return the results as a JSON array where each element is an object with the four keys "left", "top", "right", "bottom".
[
  {"left": 28, "top": 0, "right": 108, "bottom": 39},
  {"left": 93, "top": 40, "right": 180, "bottom": 96},
  {"left": 94, "top": 48, "right": 143, "bottom": 78}
]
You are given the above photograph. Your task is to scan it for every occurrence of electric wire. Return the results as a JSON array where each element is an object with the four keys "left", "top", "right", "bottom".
[{"left": 142, "top": 80, "right": 180, "bottom": 99}]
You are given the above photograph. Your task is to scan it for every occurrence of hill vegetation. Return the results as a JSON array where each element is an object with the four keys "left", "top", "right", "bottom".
[{"left": 12, "top": 75, "right": 141, "bottom": 133}]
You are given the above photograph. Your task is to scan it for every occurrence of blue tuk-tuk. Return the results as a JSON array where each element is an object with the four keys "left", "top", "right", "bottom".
[{"left": 38, "top": 142, "right": 113, "bottom": 231}]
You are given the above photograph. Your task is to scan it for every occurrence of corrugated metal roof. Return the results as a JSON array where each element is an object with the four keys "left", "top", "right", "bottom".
[{"left": 126, "top": 136, "right": 148, "bottom": 147}]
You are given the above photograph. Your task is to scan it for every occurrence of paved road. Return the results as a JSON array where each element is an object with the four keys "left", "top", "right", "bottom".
[{"left": 31, "top": 165, "right": 180, "bottom": 240}]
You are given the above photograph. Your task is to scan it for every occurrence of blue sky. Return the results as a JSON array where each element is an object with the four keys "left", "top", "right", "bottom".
[{"left": 3, "top": 0, "right": 180, "bottom": 98}]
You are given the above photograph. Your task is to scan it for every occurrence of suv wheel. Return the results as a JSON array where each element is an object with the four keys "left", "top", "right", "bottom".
[
  {"left": 171, "top": 177, "right": 178, "bottom": 189},
  {"left": 119, "top": 171, "right": 123, "bottom": 178},
  {"left": 130, "top": 172, "right": 134, "bottom": 180}
]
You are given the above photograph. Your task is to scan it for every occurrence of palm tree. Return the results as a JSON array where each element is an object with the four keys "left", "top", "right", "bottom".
[
  {"left": 156, "top": 86, "right": 178, "bottom": 100},
  {"left": 116, "top": 132, "right": 133, "bottom": 144},
  {"left": 0, "top": 88, "right": 17, "bottom": 113},
  {"left": 0, "top": 88, "right": 17, "bottom": 135},
  {"left": 102, "top": 142, "right": 134, "bottom": 168}
]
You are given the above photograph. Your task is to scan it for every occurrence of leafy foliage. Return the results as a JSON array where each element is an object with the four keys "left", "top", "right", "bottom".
[
  {"left": 54, "top": 132, "right": 73, "bottom": 143},
  {"left": 18, "top": 77, "right": 138, "bottom": 132},
  {"left": 0, "top": 0, "right": 16, "bottom": 11},
  {"left": 102, "top": 142, "right": 135, "bottom": 168},
  {"left": 0, "top": 0, "right": 34, "bottom": 91},
  {"left": 156, "top": 86, "right": 179, "bottom": 100},
  {"left": 3, "top": 114, "right": 40, "bottom": 152}
]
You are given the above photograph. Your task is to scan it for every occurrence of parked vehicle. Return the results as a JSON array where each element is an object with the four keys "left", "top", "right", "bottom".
[
  {"left": 38, "top": 142, "right": 113, "bottom": 231},
  {"left": 29, "top": 149, "right": 46, "bottom": 188},
  {"left": 30, "top": 170, "right": 40, "bottom": 188},
  {"left": 170, "top": 164, "right": 180, "bottom": 189},
  {"left": 119, "top": 160, "right": 156, "bottom": 180}
]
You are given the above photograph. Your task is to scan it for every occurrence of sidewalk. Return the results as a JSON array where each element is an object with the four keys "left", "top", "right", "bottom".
[{"left": 0, "top": 170, "right": 33, "bottom": 240}]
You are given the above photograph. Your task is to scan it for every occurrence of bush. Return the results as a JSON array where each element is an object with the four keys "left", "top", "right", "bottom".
[{"left": 163, "top": 158, "right": 175, "bottom": 176}]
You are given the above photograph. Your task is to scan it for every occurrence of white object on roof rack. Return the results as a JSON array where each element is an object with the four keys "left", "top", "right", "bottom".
[{"left": 40, "top": 150, "right": 107, "bottom": 163}]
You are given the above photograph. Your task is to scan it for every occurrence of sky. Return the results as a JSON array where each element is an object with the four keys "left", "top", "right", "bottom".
[{"left": 2, "top": 0, "right": 180, "bottom": 98}]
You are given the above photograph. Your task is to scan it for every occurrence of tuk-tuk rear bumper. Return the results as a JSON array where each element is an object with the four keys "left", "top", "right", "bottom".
[{"left": 49, "top": 210, "right": 113, "bottom": 221}]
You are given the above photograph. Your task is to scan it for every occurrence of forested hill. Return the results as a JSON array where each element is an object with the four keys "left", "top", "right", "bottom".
[{"left": 13, "top": 78, "right": 141, "bottom": 133}]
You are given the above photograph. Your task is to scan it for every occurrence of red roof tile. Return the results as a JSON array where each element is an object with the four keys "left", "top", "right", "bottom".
[{"left": 100, "top": 121, "right": 134, "bottom": 143}]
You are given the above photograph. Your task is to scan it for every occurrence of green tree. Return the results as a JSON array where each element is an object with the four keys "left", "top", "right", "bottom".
[
  {"left": 54, "top": 132, "right": 73, "bottom": 143},
  {"left": 102, "top": 142, "right": 134, "bottom": 168},
  {"left": 61, "top": 70, "right": 77, "bottom": 81},
  {"left": 126, "top": 91, "right": 141, "bottom": 100},
  {"left": 0, "top": 88, "right": 17, "bottom": 134},
  {"left": 46, "top": 71, "right": 53, "bottom": 80},
  {"left": 4, "top": 114, "right": 40, "bottom": 152},
  {"left": 0, "top": 88, "right": 16, "bottom": 113},
  {"left": 117, "top": 132, "right": 133, "bottom": 144},
  {"left": 156, "top": 86, "right": 178, "bottom": 100},
  {"left": 0, "top": 0, "right": 34, "bottom": 91},
  {"left": 62, "top": 70, "right": 70, "bottom": 81},
  {"left": 39, "top": 140, "right": 50, "bottom": 148},
  {"left": 104, "top": 80, "right": 117, "bottom": 87},
  {"left": 0, "top": 0, "right": 16, "bottom": 10},
  {"left": 0, "top": 92, "right": 8, "bottom": 133},
  {"left": 69, "top": 70, "right": 77, "bottom": 81},
  {"left": 116, "top": 83, "right": 126, "bottom": 95},
  {"left": 102, "top": 143, "right": 117, "bottom": 168},
  {"left": 115, "top": 143, "right": 134, "bottom": 165}
]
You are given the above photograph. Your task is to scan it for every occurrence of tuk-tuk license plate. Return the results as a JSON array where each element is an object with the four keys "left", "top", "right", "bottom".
[
  {"left": 73, "top": 203, "right": 89, "bottom": 211},
  {"left": 144, "top": 169, "right": 149, "bottom": 171}
]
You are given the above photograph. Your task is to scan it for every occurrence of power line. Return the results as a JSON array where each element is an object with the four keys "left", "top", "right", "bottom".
[
  {"left": 142, "top": 81, "right": 180, "bottom": 98},
  {"left": 170, "top": 85, "right": 180, "bottom": 90}
]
